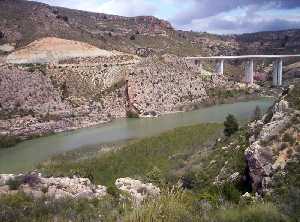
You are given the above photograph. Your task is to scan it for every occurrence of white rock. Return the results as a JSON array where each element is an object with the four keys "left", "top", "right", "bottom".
[
  {"left": 229, "top": 172, "right": 240, "bottom": 182},
  {"left": 115, "top": 177, "right": 160, "bottom": 205},
  {"left": 0, "top": 174, "right": 15, "bottom": 186},
  {"left": 273, "top": 100, "right": 289, "bottom": 113}
]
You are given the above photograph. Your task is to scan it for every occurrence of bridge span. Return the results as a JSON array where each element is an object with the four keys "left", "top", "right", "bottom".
[{"left": 186, "top": 55, "right": 300, "bottom": 86}]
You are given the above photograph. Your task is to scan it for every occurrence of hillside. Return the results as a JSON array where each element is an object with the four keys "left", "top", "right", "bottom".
[
  {"left": 0, "top": 83, "right": 299, "bottom": 221},
  {"left": 0, "top": 0, "right": 299, "bottom": 145},
  {"left": 6, "top": 37, "right": 120, "bottom": 64},
  {"left": 1, "top": 0, "right": 300, "bottom": 56}
]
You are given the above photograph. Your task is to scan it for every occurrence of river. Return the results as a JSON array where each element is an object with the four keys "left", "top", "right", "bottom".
[{"left": 0, "top": 98, "right": 274, "bottom": 173}]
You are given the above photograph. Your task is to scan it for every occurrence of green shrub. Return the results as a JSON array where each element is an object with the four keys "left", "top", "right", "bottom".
[
  {"left": 146, "top": 166, "right": 163, "bottom": 185},
  {"left": 220, "top": 182, "right": 241, "bottom": 204},
  {"left": 253, "top": 105, "right": 262, "bottom": 121},
  {"left": 0, "top": 134, "right": 21, "bottom": 148},
  {"left": 126, "top": 110, "right": 139, "bottom": 118},
  {"left": 282, "top": 133, "right": 296, "bottom": 145},
  {"left": 213, "top": 203, "right": 288, "bottom": 222},
  {"left": 224, "top": 114, "right": 239, "bottom": 137},
  {"left": 124, "top": 189, "right": 194, "bottom": 222},
  {"left": 181, "top": 171, "right": 200, "bottom": 189},
  {"left": 7, "top": 176, "right": 25, "bottom": 190},
  {"left": 107, "top": 185, "right": 121, "bottom": 198},
  {"left": 0, "top": 193, "right": 129, "bottom": 222}
]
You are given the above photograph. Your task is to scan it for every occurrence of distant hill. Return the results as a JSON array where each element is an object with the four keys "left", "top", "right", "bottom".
[{"left": 1, "top": 0, "right": 300, "bottom": 56}]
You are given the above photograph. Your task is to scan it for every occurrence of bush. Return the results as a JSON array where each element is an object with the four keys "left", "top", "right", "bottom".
[
  {"left": 0, "top": 193, "right": 128, "bottom": 222},
  {"left": 7, "top": 176, "right": 25, "bottom": 190},
  {"left": 224, "top": 114, "right": 239, "bottom": 137},
  {"left": 220, "top": 183, "right": 241, "bottom": 203},
  {"left": 282, "top": 133, "right": 296, "bottom": 145},
  {"left": 181, "top": 171, "right": 199, "bottom": 189},
  {"left": 146, "top": 166, "right": 163, "bottom": 185},
  {"left": 107, "top": 185, "right": 121, "bottom": 198},
  {"left": 253, "top": 105, "right": 262, "bottom": 121},
  {"left": 130, "top": 35, "right": 136, "bottom": 40},
  {"left": 213, "top": 203, "right": 288, "bottom": 222},
  {"left": 124, "top": 189, "right": 194, "bottom": 222},
  {"left": 0, "top": 134, "right": 20, "bottom": 148}
]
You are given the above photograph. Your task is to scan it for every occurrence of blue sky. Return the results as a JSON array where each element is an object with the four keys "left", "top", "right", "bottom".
[{"left": 34, "top": 0, "right": 300, "bottom": 34}]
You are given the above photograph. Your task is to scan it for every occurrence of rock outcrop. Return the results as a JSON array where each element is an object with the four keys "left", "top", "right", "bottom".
[
  {"left": 0, "top": 172, "right": 107, "bottom": 199},
  {"left": 127, "top": 55, "right": 231, "bottom": 115},
  {"left": 115, "top": 177, "right": 160, "bottom": 205},
  {"left": 245, "top": 87, "right": 300, "bottom": 194},
  {"left": 0, "top": 173, "right": 161, "bottom": 205},
  {"left": 0, "top": 37, "right": 237, "bottom": 141}
]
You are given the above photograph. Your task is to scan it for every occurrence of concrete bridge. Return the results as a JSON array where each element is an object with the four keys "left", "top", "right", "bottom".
[{"left": 186, "top": 55, "right": 300, "bottom": 86}]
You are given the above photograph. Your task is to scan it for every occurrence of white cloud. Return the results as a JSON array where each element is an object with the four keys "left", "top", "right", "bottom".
[
  {"left": 96, "top": 0, "right": 157, "bottom": 16},
  {"left": 33, "top": 0, "right": 100, "bottom": 12},
  {"left": 177, "top": 8, "right": 300, "bottom": 34},
  {"left": 34, "top": 0, "right": 157, "bottom": 16}
]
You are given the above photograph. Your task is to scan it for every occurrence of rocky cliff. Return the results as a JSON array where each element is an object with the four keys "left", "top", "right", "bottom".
[
  {"left": 0, "top": 36, "right": 239, "bottom": 141},
  {"left": 245, "top": 84, "right": 300, "bottom": 195}
]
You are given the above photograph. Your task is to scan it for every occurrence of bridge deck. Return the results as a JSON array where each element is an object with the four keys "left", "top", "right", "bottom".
[{"left": 187, "top": 55, "right": 300, "bottom": 60}]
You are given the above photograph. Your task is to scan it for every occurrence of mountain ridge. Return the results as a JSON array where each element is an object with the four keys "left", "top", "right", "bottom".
[{"left": 1, "top": 0, "right": 300, "bottom": 56}]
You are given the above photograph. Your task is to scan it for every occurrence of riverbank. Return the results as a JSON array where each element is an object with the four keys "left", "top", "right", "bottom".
[
  {"left": 0, "top": 98, "right": 275, "bottom": 173},
  {"left": 1, "top": 91, "right": 299, "bottom": 221},
  {"left": 0, "top": 84, "right": 278, "bottom": 149},
  {"left": 38, "top": 123, "right": 223, "bottom": 186}
]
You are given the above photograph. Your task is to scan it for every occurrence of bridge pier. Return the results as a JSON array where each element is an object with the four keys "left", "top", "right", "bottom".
[
  {"left": 272, "top": 59, "right": 283, "bottom": 86},
  {"left": 245, "top": 59, "right": 254, "bottom": 85},
  {"left": 215, "top": 59, "right": 224, "bottom": 75}
]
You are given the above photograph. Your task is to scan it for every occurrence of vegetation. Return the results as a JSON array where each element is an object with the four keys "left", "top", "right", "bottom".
[
  {"left": 207, "top": 88, "right": 246, "bottom": 101},
  {"left": 0, "top": 192, "right": 131, "bottom": 222},
  {"left": 287, "top": 84, "right": 300, "bottom": 110},
  {"left": 224, "top": 114, "right": 239, "bottom": 137},
  {"left": 2, "top": 108, "right": 299, "bottom": 221},
  {"left": 213, "top": 203, "right": 287, "bottom": 222},
  {"left": 39, "top": 123, "right": 223, "bottom": 186},
  {"left": 253, "top": 105, "right": 262, "bottom": 121},
  {"left": 0, "top": 134, "right": 21, "bottom": 149}
]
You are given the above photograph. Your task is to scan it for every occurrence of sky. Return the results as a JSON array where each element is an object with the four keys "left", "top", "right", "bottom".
[{"left": 33, "top": 0, "right": 300, "bottom": 34}]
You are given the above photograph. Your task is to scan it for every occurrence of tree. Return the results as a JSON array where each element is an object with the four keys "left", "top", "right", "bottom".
[
  {"left": 224, "top": 114, "right": 239, "bottom": 137},
  {"left": 253, "top": 105, "right": 262, "bottom": 121},
  {"left": 130, "top": 35, "right": 136, "bottom": 40}
]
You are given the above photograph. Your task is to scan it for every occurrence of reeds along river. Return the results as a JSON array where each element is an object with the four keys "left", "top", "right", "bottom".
[{"left": 0, "top": 98, "right": 274, "bottom": 173}]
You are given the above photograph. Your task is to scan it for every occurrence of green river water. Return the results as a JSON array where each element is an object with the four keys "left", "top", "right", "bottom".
[{"left": 0, "top": 98, "right": 274, "bottom": 173}]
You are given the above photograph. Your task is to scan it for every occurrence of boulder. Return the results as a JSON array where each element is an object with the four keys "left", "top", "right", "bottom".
[
  {"left": 115, "top": 177, "right": 160, "bottom": 205},
  {"left": 272, "top": 99, "right": 289, "bottom": 113},
  {"left": 0, "top": 174, "right": 16, "bottom": 186},
  {"left": 0, "top": 172, "right": 107, "bottom": 200}
]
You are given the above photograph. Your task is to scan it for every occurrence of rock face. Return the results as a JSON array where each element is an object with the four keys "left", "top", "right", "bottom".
[
  {"left": 245, "top": 94, "right": 300, "bottom": 194},
  {"left": 0, "top": 43, "right": 139, "bottom": 139},
  {"left": 0, "top": 37, "right": 236, "bottom": 141},
  {"left": 0, "top": 172, "right": 107, "bottom": 199},
  {"left": 0, "top": 65, "right": 67, "bottom": 114},
  {"left": 0, "top": 43, "right": 15, "bottom": 53},
  {"left": 127, "top": 55, "right": 231, "bottom": 115},
  {"left": 115, "top": 177, "right": 160, "bottom": 205},
  {"left": 6, "top": 37, "right": 118, "bottom": 64}
]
